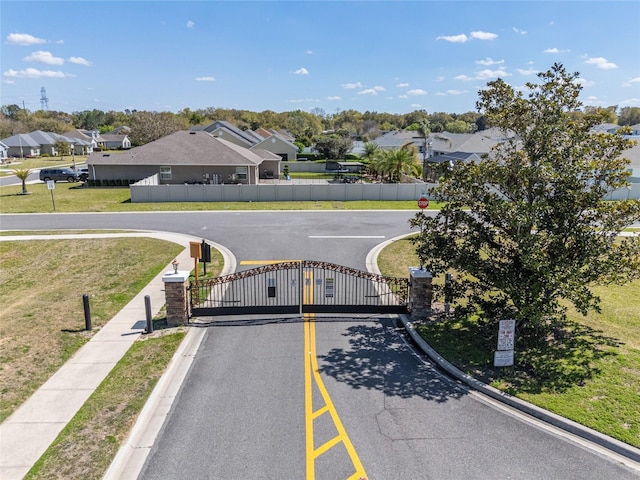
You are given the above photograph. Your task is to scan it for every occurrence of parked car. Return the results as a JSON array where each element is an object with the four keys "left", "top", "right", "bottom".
[
  {"left": 77, "top": 166, "right": 89, "bottom": 182},
  {"left": 39, "top": 168, "right": 80, "bottom": 183}
]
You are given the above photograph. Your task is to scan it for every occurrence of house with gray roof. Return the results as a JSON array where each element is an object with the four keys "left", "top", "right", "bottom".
[
  {"left": 0, "top": 133, "right": 42, "bottom": 158},
  {"left": 100, "top": 133, "right": 131, "bottom": 150},
  {"left": 86, "top": 130, "right": 281, "bottom": 185},
  {"left": 198, "top": 120, "right": 298, "bottom": 160}
]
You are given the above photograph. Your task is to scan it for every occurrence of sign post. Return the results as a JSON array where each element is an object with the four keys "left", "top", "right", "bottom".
[
  {"left": 190, "top": 241, "right": 202, "bottom": 281},
  {"left": 494, "top": 319, "right": 516, "bottom": 367},
  {"left": 46, "top": 180, "right": 56, "bottom": 211}
]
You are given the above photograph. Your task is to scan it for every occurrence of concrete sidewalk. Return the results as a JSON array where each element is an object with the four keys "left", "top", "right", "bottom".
[{"left": 0, "top": 231, "right": 234, "bottom": 480}]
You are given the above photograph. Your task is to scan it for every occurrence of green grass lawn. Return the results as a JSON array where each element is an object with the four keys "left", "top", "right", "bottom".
[
  {"left": 378, "top": 235, "right": 640, "bottom": 448},
  {"left": 0, "top": 182, "right": 443, "bottom": 213},
  {"left": 1, "top": 236, "right": 224, "bottom": 479}
]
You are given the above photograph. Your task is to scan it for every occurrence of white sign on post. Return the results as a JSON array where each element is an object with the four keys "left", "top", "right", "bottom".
[
  {"left": 497, "top": 319, "right": 516, "bottom": 350},
  {"left": 494, "top": 350, "right": 514, "bottom": 367},
  {"left": 46, "top": 180, "right": 55, "bottom": 190},
  {"left": 494, "top": 319, "right": 516, "bottom": 367}
]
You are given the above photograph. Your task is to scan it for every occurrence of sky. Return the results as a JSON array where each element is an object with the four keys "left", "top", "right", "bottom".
[{"left": 1, "top": 0, "right": 639, "bottom": 116}]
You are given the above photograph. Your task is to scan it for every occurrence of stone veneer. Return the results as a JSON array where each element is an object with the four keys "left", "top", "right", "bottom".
[
  {"left": 162, "top": 270, "right": 190, "bottom": 326},
  {"left": 408, "top": 267, "right": 433, "bottom": 320}
]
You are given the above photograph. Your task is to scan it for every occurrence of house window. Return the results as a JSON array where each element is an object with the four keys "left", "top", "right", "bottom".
[
  {"left": 235, "top": 166, "right": 248, "bottom": 180},
  {"left": 160, "top": 166, "right": 172, "bottom": 181}
]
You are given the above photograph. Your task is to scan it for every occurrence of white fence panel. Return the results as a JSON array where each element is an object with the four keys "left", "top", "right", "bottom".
[{"left": 129, "top": 181, "right": 639, "bottom": 203}]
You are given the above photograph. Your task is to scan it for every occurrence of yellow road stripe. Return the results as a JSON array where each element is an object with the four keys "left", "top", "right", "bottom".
[
  {"left": 314, "top": 435, "right": 342, "bottom": 457},
  {"left": 304, "top": 271, "right": 367, "bottom": 480}
]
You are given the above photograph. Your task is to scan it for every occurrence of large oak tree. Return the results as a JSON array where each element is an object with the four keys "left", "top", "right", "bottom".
[{"left": 410, "top": 64, "right": 640, "bottom": 339}]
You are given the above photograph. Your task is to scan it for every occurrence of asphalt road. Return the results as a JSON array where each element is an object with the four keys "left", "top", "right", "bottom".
[
  {"left": 0, "top": 211, "right": 418, "bottom": 268},
  {"left": 2, "top": 211, "right": 639, "bottom": 479}
]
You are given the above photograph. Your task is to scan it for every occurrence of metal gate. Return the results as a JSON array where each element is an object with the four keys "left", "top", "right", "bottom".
[{"left": 189, "top": 260, "right": 408, "bottom": 317}]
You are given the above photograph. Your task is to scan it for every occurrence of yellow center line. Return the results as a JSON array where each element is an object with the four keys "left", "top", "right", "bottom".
[{"left": 304, "top": 270, "right": 367, "bottom": 480}]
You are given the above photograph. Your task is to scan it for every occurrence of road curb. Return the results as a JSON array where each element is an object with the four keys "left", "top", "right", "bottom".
[
  {"left": 398, "top": 315, "right": 640, "bottom": 465},
  {"left": 103, "top": 327, "right": 207, "bottom": 480},
  {"left": 367, "top": 232, "right": 640, "bottom": 467}
]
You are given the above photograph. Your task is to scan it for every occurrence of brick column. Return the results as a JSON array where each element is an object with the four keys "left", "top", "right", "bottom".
[
  {"left": 162, "top": 271, "right": 190, "bottom": 326},
  {"left": 408, "top": 267, "right": 433, "bottom": 320}
]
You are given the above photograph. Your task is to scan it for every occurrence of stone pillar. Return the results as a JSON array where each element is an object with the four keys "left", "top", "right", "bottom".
[
  {"left": 408, "top": 267, "right": 433, "bottom": 320},
  {"left": 162, "top": 270, "right": 190, "bottom": 326}
]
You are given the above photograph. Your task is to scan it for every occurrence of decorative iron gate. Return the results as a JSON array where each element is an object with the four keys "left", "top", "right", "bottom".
[{"left": 189, "top": 260, "right": 408, "bottom": 317}]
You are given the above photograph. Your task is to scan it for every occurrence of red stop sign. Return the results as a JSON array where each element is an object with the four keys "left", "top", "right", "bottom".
[{"left": 418, "top": 196, "right": 429, "bottom": 209}]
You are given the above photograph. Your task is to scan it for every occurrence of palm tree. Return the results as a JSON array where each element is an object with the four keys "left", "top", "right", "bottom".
[
  {"left": 13, "top": 168, "right": 31, "bottom": 195},
  {"left": 361, "top": 142, "right": 381, "bottom": 178},
  {"left": 378, "top": 144, "right": 421, "bottom": 183}
]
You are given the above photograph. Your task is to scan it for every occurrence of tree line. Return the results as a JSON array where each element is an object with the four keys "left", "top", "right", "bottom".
[{"left": 2, "top": 103, "right": 638, "bottom": 150}]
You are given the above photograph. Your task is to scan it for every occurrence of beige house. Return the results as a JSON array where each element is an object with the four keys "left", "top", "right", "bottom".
[{"left": 86, "top": 130, "right": 281, "bottom": 185}]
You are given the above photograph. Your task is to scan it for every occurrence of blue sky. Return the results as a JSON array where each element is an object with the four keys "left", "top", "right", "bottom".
[{"left": 1, "top": 1, "right": 639, "bottom": 115}]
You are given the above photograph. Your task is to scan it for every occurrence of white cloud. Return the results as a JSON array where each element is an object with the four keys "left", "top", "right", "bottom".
[
  {"left": 288, "top": 98, "right": 317, "bottom": 103},
  {"left": 186, "top": 20, "right": 195, "bottom": 28},
  {"left": 437, "top": 33, "right": 468, "bottom": 43},
  {"left": 476, "top": 57, "right": 504, "bottom": 66},
  {"left": 516, "top": 68, "right": 537, "bottom": 75},
  {"left": 2, "top": 79, "right": 16, "bottom": 85},
  {"left": 407, "top": 88, "right": 427, "bottom": 96},
  {"left": 306, "top": 50, "right": 313, "bottom": 55},
  {"left": 294, "top": 67, "right": 309, "bottom": 75},
  {"left": 195, "top": 76, "right": 215, "bottom": 81},
  {"left": 619, "top": 98, "right": 640, "bottom": 107},
  {"left": 470, "top": 31, "right": 498, "bottom": 40},
  {"left": 410, "top": 103, "right": 422, "bottom": 108},
  {"left": 585, "top": 57, "right": 617, "bottom": 70},
  {"left": 445, "top": 89, "right": 466, "bottom": 95},
  {"left": 24, "top": 50, "right": 64, "bottom": 65},
  {"left": 6, "top": 33, "right": 46, "bottom": 46},
  {"left": 575, "top": 77, "right": 595, "bottom": 87},
  {"left": 358, "top": 86, "right": 385, "bottom": 96},
  {"left": 513, "top": 27, "right": 527, "bottom": 35},
  {"left": 457, "top": 69, "right": 510, "bottom": 81},
  {"left": 3, "top": 68, "right": 75, "bottom": 79},
  {"left": 396, "top": 82, "right": 409, "bottom": 88},
  {"left": 69, "top": 56, "right": 91, "bottom": 66},
  {"left": 341, "top": 82, "right": 363, "bottom": 89},
  {"left": 327, "top": 96, "right": 341, "bottom": 101},
  {"left": 544, "top": 47, "right": 569, "bottom": 54},
  {"left": 476, "top": 68, "right": 509, "bottom": 80},
  {"left": 623, "top": 77, "right": 640, "bottom": 87},
  {"left": 434, "top": 76, "right": 445, "bottom": 82}
]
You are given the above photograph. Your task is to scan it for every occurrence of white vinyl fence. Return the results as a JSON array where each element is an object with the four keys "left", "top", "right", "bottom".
[{"left": 130, "top": 182, "right": 436, "bottom": 203}]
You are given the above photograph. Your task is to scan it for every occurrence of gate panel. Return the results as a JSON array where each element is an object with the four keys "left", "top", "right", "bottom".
[
  {"left": 301, "top": 261, "right": 408, "bottom": 314},
  {"left": 191, "top": 261, "right": 301, "bottom": 316},
  {"left": 190, "top": 260, "right": 408, "bottom": 317}
]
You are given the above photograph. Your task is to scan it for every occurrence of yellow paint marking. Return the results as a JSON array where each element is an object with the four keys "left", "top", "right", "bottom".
[
  {"left": 311, "top": 404, "right": 330, "bottom": 419},
  {"left": 304, "top": 270, "right": 367, "bottom": 480},
  {"left": 314, "top": 435, "right": 342, "bottom": 457}
]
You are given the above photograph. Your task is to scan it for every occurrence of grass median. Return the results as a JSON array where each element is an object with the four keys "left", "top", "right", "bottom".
[{"left": 379, "top": 234, "right": 640, "bottom": 448}]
